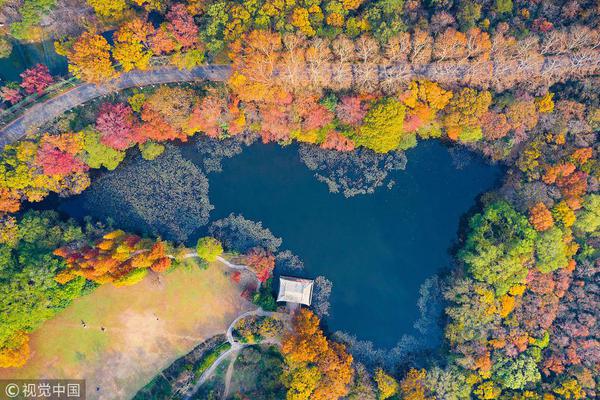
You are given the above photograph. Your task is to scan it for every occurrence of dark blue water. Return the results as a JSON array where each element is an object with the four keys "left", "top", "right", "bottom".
[
  {"left": 0, "top": 40, "right": 67, "bottom": 81},
  {"left": 205, "top": 141, "right": 502, "bottom": 347},
  {"left": 50, "top": 140, "right": 502, "bottom": 348}
]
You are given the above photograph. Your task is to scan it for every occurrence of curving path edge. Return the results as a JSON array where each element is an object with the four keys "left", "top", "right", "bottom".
[{"left": 0, "top": 65, "right": 232, "bottom": 148}]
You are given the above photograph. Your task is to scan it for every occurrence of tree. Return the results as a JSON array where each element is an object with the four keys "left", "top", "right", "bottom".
[
  {"left": 95, "top": 102, "right": 138, "bottom": 150},
  {"left": 356, "top": 97, "right": 408, "bottom": 153},
  {"left": 87, "top": 0, "right": 129, "bottom": 18},
  {"left": 54, "top": 230, "right": 172, "bottom": 285},
  {"left": 459, "top": 201, "right": 537, "bottom": 295},
  {"left": 19, "top": 64, "right": 53, "bottom": 95},
  {"left": 282, "top": 308, "right": 329, "bottom": 364},
  {"left": 529, "top": 202, "right": 553, "bottom": 232},
  {"left": 35, "top": 134, "right": 88, "bottom": 177},
  {"left": 0, "top": 211, "right": 87, "bottom": 368},
  {"left": 535, "top": 227, "right": 568, "bottom": 273},
  {"left": 139, "top": 142, "right": 165, "bottom": 160},
  {"left": 141, "top": 86, "right": 199, "bottom": 136},
  {"left": 492, "top": 352, "right": 541, "bottom": 390},
  {"left": 336, "top": 96, "right": 367, "bottom": 126},
  {"left": 165, "top": 4, "right": 199, "bottom": 50},
  {"left": 245, "top": 247, "right": 275, "bottom": 282},
  {"left": 196, "top": 236, "right": 223, "bottom": 262},
  {"left": 443, "top": 88, "right": 491, "bottom": 141},
  {"left": 494, "top": 0, "right": 513, "bottom": 14},
  {"left": 1, "top": 85, "right": 23, "bottom": 104},
  {"left": 281, "top": 309, "right": 353, "bottom": 400},
  {"left": 400, "top": 368, "right": 432, "bottom": 400},
  {"left": 81, "top": 129, "right": 126, "bottom": 170},
  {"left": 67, "top": 32, "right": 115, "bottom": 83},
  {"left": 112, "top": 18, "right": 154, "bottom": 72},
  {"left": 375, "top": 368, "right": 399, "bottom": 399},
  {"left": 0, "top": 331, "right": 29, "bottom": 368},
  {"left": 573, "top": 194, "right": 600, "bottom": 234}
]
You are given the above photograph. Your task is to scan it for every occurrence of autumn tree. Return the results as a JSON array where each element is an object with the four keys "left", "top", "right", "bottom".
[
  {"left": 443, "top": 87, "right": 491, "bottom": 142},
  {"left": 529, "top": 202, "right": 554, "bottom": 232},
  {"left": 245, "top": 247, "right": 275, "bottom": 282},
  {"left": 375, "top": 368, "right": 399, "bottom": 399},
  {"left": 19, "top": 64, "right": 53, "bottom": 95},
  {"left": 355, "top": 97, "right": 409, "bottom": 153},
  {"left": 95, "top": 102, "right": 138, "bottom": 150},
  {"left": 400, "top": 369, "right": 433, "bottom": 400},
  {"left": 35, "top": 133, "right": 88, "bottom": 177},
  {"left": 112, "top": 18, "right": 154, "bottom": 72},
  {"left": 281, "top": 309, "right": 353, "bottom": 400},
  {"left": 54, "top": 230, "right": 173, "bottom": 286},
  {"left": 67, "top": 32, "right": 115, "bottom": 83},
  {"left": 87, "top": 0, "right": 129, "bottom": 19}
]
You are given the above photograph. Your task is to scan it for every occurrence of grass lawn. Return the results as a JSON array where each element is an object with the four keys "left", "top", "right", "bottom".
[{"left": 0, "top": 262, "right": 252, "bottom": 400}]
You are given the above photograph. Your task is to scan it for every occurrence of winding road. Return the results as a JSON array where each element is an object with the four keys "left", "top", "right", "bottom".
[
  {"left": 184, "top": 308, "right": 287, "bottom": 399},
  {"left": 0, "top": 65, "right": 231, "bottom": 148}
]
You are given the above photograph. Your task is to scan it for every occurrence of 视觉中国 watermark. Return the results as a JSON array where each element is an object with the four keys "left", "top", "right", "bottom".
[{"left": 0, "top": 379, "right": 85, "bottom": 399}]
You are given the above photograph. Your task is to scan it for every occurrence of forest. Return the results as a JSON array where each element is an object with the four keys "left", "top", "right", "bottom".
[{"left": 0, "top": 0, "right": 598, "bottom": 399}]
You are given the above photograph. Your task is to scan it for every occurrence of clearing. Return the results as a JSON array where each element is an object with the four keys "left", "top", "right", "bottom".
[{"left": 0, "top": 261, "right": 253, "bottom": 400}]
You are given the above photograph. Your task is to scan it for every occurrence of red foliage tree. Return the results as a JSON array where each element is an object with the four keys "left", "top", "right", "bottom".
[
  {"left": 336, "top": 96, "right": 366, "bottom": 126},
  {"left": 95, "top": 102, "right": 138, "bottom": 150},
  {"left": 245, "top": 247, "right": 275, "bottom": 282},
  {"left": 35, "top": 135, "right": 88, "bottom": 176},
  {"left": 1, "top": 87, "right": 22, "bottom": 104},
  {"left": 165, "top": 4, "right": 199, "bottom": 49},
  {"left": 20, "top": 64, "right": 53, "bottom": 95}
]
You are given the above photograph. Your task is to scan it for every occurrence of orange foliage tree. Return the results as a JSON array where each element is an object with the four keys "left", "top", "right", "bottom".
[
  {"left": 245, "top": 247, "right": 275, "bottom": 282},
  {"left": 529, "top": 202, "right": 554, "bottom": 231},
  {"left": 54, "top": 230, "right": 172, "bottom": 286},
  {"left": 281, "top": 309, "right": 353, "bottom": 400},
  {"left": 400, "top": 368, "right": 433, "bottom": 400}
]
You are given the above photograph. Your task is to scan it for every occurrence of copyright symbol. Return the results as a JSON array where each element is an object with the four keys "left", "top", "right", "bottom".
[{"left": 5, "top": 383, "right": 19, "bottom": 398}]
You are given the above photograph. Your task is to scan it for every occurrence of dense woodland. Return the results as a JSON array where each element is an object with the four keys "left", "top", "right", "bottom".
[{"left": 0, "top": 0, "right": 598, "bottom": 399}]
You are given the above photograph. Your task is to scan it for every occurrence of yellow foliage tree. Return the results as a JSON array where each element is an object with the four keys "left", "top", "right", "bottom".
[
  {"left": 113, "top": 18, "right": 154, "bottom": 72},
  {"left": 87, "top": 0, "right": 129, "bottom": 18},
  {"left": 0, "top": 331, "right": 30, "bottom": 368},
  {"left": 68, "top": 32, "right": 116, "bottom": 83},
  {"left": 375, "top": 368, "right": 399, "bottom": 399}
]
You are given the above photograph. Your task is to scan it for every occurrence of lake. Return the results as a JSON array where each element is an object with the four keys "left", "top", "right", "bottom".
[
  {"left": 0, "top": 40, "right": 67, "bottom": 81},
  {"left": 53, "top": 140, "right": 502, "bottom": 349}
]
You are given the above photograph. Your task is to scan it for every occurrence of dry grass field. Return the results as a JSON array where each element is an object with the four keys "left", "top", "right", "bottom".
[{"left": 0, "top": 262, "right": 252, "bottom": 400}]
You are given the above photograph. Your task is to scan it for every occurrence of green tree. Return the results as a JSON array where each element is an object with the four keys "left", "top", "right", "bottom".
[
  {"left": 139, "top": 142, "right": 165, "bottom": 161},
  {"left": 492, "top": 352, "right": 541, "bottom": 390},
  {"left": 456, "top": 0, "right": 481, "bottom": 31},
  {"left": 0, "top": 211, "right": 89, "bottom": 358},
  {"left": 495, "top": 0, "right": 513, "bottom": 14},
  {"left": 459, "top": 201, "right": 537, "bottom": 295},
  {"left": 82, "top": 129, "right": 126, "bottom": 170},
  {"left": 574, "top": 194, "right": 600, "bottom": 234},
  {"left": 534, "top": 227, "right": 568, "bottom": 273},
  {"left": 196, "top": 236, "right": 223, "bottom": 262}
]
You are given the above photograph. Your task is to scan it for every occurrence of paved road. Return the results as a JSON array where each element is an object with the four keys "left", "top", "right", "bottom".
[{"left": 0, "top": 65, "right": 231, "bottom": 148}]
